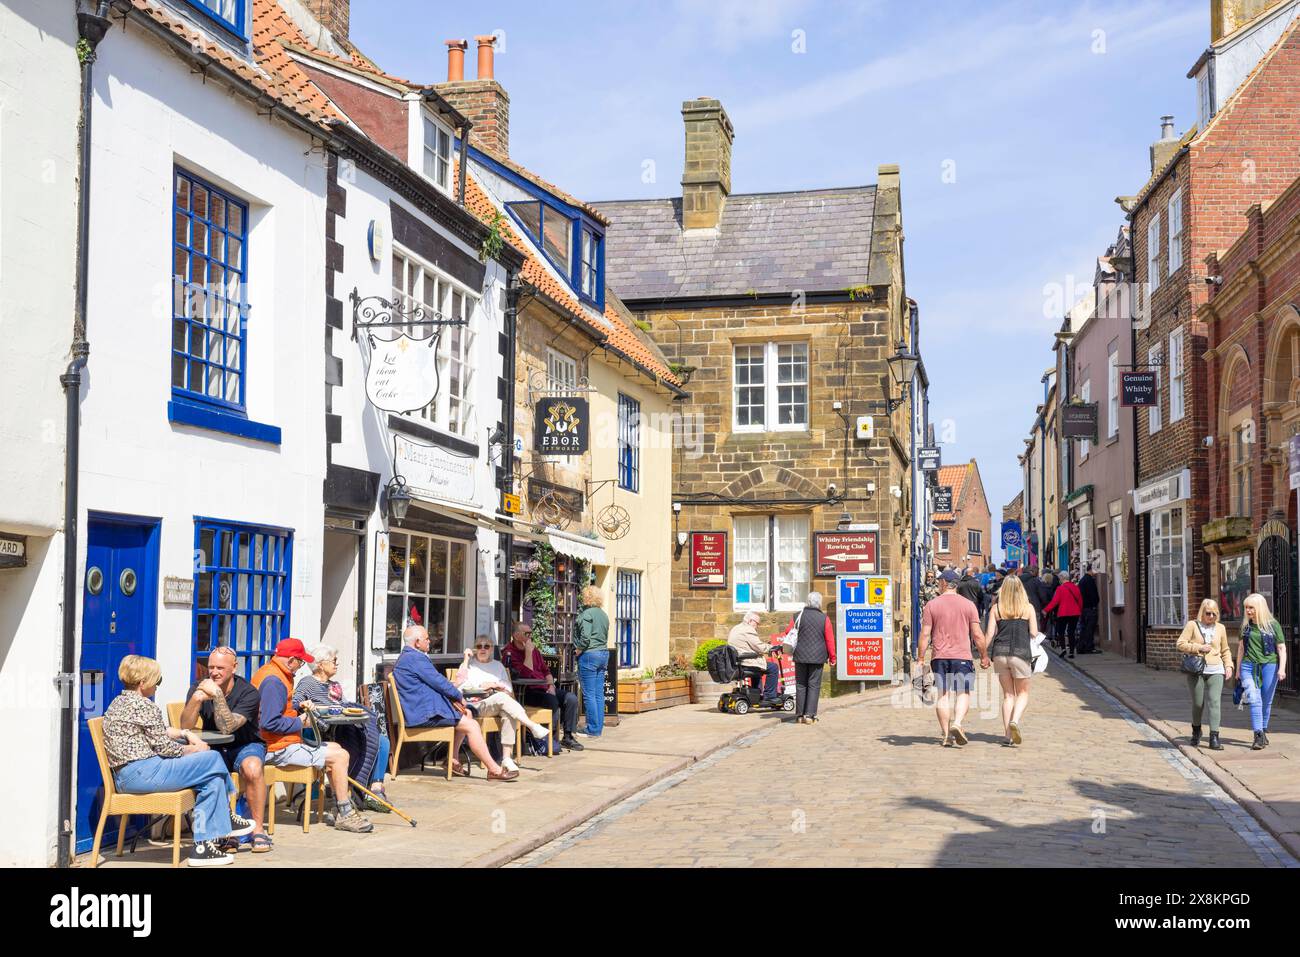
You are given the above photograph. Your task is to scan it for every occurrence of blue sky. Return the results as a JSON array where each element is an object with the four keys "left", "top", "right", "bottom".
[{"left": 351, "top": 0, "right": 1207, "bottom": 544}]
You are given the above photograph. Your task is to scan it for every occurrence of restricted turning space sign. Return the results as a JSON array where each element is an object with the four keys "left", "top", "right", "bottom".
[{"left": 835, "top": 574, "right": 893, "bottom": 682}]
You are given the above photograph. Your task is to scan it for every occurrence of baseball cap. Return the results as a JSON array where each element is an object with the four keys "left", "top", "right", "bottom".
[
  {"left": 940, "top": 570, "right": 960, "bottom": 584},
  {"left": 274, "top": 638, "right": 314, "bottom": 663}
]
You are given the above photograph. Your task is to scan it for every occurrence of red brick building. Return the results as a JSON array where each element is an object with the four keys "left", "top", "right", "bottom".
[
  {"left": 1201, "top": 171, "right": 1300, "bottom": 693},
  {"left": 1128, "top": 12, "right": 1300, "bottom": 668},
  {"left": 932, "top": 460, "right": 992, "bottom": 570}
]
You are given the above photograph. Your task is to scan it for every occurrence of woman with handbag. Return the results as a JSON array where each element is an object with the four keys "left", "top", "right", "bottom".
[
  {"left": 985, "top": 575, "right": 1037, "bottom": 746},
  {"left": 1175, "top": 600, "right": 1232, "bottom": 750},
  {"left": 1236, "top": 593, "right": 1288, "bottom": 751}
]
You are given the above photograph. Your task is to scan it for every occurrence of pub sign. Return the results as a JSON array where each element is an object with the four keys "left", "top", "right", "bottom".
[
  {"left": 534, "top": 397, "right": 589, "bottom": 455},
  {"left": 689, "top": 532, "right": 727, "bottom": 589},
  {"left": 1061, "top": 402, "right": 1098, "bottom": 440}
]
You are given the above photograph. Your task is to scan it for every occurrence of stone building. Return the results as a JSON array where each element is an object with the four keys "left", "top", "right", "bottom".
[
  {"left": 1201, "top": 169, "right": 1300, "bottom": 693},
  {"left": 931, "top": 461, "right": 992, "bottom": 570},
  {"left": 597, "top": 99, "right": 915, "bottom": 671},
  {"left": 1126, "top": 7, "right": 1300, "bottom": 668}
]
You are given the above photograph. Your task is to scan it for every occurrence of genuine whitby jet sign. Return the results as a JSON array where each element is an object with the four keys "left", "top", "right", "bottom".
[
  {"left": 1120, "top": 370, "right": 1158, "bottom": 408},
  {"left": 534, "top": 397, "right": 589, "bottom": 455}
]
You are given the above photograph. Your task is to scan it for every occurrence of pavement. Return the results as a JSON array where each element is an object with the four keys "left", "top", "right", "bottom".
[
  {"left": 79, "top": 654, "right": 1298, "bottom": 868},
  {"left": 1065, "top": 649, "right": 1300, "bottom": 860}
]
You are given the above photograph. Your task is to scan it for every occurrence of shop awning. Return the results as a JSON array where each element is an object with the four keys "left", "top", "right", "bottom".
[
  {"left": 545, "top": 528, "right": 607, "bottom": 565},
  {"left": 411, "top": 499, "right": 544, "bottom": 542}
]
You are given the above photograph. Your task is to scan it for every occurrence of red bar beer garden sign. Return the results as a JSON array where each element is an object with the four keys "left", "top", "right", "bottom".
[
  {"left": 813, "top": 530, "right": 879, "bottom": 575},
  {"left": 689, "top": 531, "right": 727, "bottom": 589}
]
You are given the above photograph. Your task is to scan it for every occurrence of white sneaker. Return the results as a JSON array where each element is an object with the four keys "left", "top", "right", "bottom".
[
  {"left": 502, "top": 756, "right": 519, "bottom": 773},
  {"left": 529, "top": 726, "right": 551, "bottom": 744}
]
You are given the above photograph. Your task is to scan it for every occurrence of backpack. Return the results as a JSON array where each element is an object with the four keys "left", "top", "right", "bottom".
[{"left": 707, "top": 644, "right": 741, "bottom": 684}]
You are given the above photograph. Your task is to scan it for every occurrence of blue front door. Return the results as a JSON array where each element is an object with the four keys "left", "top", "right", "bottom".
[{"left": 75, "top": 517, "right": 159, "bottom": 852}]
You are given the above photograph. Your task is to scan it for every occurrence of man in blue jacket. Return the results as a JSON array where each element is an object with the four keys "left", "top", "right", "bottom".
[{"left": 393, "top": 625, "right": 518, "bottom": 781}]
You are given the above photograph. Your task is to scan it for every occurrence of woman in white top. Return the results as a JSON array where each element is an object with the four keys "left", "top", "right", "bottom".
[
  {"left": 1175, "top": 599, "right": 1233, "bottom": 751},
  {"left": 455, "top": 637, "right": 552, "bottom": 773}
]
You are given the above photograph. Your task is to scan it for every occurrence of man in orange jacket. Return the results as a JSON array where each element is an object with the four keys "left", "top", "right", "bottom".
[{"left": 252, "top": 638, "right": 373, "bottom": 834}]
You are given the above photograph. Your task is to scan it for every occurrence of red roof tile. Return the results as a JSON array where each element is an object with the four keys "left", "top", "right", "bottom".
[{"left": 932, "top": 463, "right": 969, "bottom": 522}]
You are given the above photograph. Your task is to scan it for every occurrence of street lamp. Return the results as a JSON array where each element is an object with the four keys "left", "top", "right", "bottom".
[
  {"left": 882, "top": 339, "right": 920, "bottom": 413},
  {"left": 385, "top": 475, "right": 412, "bottom": 524}
]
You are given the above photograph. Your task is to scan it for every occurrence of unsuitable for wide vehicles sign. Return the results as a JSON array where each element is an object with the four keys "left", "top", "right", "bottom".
[{"left": 835, "top": 574, "right": 893, "bottom": 682}]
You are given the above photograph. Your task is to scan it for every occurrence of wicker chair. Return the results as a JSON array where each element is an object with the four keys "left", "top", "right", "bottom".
[
  {"left": 164, "top": 701, "right": 243, "bottom": 809},
  {"left": 386, "top": 674, "right": 456, "bottom": 780},
  {"left": 264, "top": 762, "right": 324, "bottom": 835},
  {"left": 444, "top": 667, "right": 523, "bottom": 760},
  {"left": 86, "top": 717, "right": 195, "bottom": 868}
]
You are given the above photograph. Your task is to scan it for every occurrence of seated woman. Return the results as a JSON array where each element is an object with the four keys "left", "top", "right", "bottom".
[
  {"left": 292, "top": 645, "right": 392, "bottom": 814},
  {"left": 102, "top": 654, "right": 254, "bottom": 867}
]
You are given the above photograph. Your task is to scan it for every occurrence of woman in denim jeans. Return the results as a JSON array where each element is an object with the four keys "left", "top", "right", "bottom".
[
  {"left": 575, "top": 585, "right": 610, "bottom": 738},
  {"left": 1236, "top": 593, "right": 1288, "bottom": 751}
]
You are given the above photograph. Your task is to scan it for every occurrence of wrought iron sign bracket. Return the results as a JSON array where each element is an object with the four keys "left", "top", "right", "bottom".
[
  {"left": 351, "top": 287, "right": 468, "bottom": 342},
  {"left": 527, "top": 368, "right": 598, "bottom": 404}
]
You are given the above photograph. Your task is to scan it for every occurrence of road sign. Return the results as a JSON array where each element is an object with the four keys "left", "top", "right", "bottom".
[
  {"left": 502, "top": 492, "right": 521, "bottom": 515},
  {"left": 836, "top": 574, "right": 892, "bottom": 681}
]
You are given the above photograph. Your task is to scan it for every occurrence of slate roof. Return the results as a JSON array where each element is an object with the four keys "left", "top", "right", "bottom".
[{"left": 593, "top": 186, "right": 876, "bottom": 301}]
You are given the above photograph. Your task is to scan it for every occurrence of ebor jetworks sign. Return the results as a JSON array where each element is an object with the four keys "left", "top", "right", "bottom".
[{"left": 835, "top": 574, "right": 893, "bottom": 681}]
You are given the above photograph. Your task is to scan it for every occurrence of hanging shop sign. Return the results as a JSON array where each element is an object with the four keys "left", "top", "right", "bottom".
[
  {"left": 813, "top": 530, "right": 878, "bottom": 575},
  {"left": 534, "top": 397, "right": 589, "bottom": 455},
  {"left": 933, "top": 486, "right": 954, "bottom": 514},
  {"left": 0, "top": 533, "right": 27, "bottom": 570},
  {"left": 1061, "top": 402, "right": 1098, "bottom": 440},
  {"left": 689, "top": 532, "right": 728, "bottom": 589},
  {"left": 394, "top": 434, "right": 478, "bottom": 507},
  {"left": 918, "top": 447, "right": 942, "bottom": 471},
  {"left": 364, "top": 334, "right": 440, "bottom": 415},
  {"left": 835, "top": 574, "right": 893, "bottom": 682},
  {"left": 1001, "top": 521, "right": 1023, "bottom": 552},
  {"left": 526, "top": 478, "right": 584, "bottom": 512},
  {"left": 1120, "top": 370, "right": 1158, "bottom": 407}
]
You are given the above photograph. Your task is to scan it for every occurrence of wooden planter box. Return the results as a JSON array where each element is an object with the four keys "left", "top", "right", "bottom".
[{"left": 617, "top": 676, "right": 691, "bottom": 713}]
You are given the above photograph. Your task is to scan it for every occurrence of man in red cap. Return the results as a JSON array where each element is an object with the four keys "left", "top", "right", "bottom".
[{"left": 251, "top": 638, "right": 372, "bottom": 834}]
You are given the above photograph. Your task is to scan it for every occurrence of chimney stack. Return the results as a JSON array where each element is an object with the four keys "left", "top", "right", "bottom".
[
  {"left": 444, "top": 39, "right": 467, "bottom": 82},
  {"left": 311, "top": 0, "right": 350, "bottom": 44},
  {"left": 1150, "top": 115, "right": 1180, "bottom": 174},
  {"left": 434, "top": 33, "right": 510, "bottom": 157},
  {"left": 681, "top": 97, "right": 734, "bottom": 230}
]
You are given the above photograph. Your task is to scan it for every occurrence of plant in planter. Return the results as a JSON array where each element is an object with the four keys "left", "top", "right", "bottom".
[
  {"left": 689, "top": 640, "right": 730, "bottom": 704},
  {"left": 523, "top": 543, "right": 557, "bottom": 654}
]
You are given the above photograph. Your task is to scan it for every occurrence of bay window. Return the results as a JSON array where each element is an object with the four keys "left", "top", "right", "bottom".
[
  {"left": 384, "top": 531, "right": 470, "bottom": 654},
  {"left": 1148, "top": 506, "right": 1186, "bottom": 628},
  {"left": 732, "top": 342, "right": 808, "bottom": 432},
  {"left": 734, "top": 514, "right": 809, "bottom": 611}
]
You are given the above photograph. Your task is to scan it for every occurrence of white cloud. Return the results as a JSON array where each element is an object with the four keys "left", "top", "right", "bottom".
[{"left": 670, "top": 0, "right": 820, "bottom": 53}]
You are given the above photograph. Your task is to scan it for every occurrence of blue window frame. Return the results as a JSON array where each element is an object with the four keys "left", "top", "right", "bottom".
[
  {"left": 616, "top": 570, "right": 641, "bottom": 669},
  {"left": 618, "top": 393, "right": 640, "bottom": 493},
  {"left": 181, "top": 0, "right": 248, "bottom": 39},
  {"left": 173, "top": 168, "right": 249, "bottom": 413},
  {"left": 192, "top": 518, "right": 293, "bottom": 681}
]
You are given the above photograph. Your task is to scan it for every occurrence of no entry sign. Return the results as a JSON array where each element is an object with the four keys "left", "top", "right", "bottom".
[{"left": 835, "top": 574, "right": 893, "bottom": 682}]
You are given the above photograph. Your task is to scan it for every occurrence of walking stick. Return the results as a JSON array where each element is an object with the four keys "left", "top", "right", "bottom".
[{"left": 305, "top": 709, "right": 418, "bottom": 827}]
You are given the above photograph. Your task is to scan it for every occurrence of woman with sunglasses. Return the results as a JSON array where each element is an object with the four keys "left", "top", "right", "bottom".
[
  {"left": 1176, "top": 599, "right": 1233, "bottom": 750},
  {"left": 101, "top": 655, "right": 254, "bottom": 866}
]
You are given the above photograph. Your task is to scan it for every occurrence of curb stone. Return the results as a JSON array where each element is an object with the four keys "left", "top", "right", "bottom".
[{"left": 469, "top": 681, "right": 894, "bottom": 868}]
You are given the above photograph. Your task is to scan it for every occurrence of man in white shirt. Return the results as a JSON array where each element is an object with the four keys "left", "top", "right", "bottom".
[{"left": 454, "top": 636, "right": 551, "bottom": 772}]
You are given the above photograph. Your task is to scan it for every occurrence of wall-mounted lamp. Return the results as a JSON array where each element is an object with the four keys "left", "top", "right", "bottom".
[
  {"left": 674, "top": 529, "right": 688, "bottom": 559},
  {"left": 882, "top": 339, "right": 920, "bottom": 413},
  {"left": 385, "top": 475, "right": 412, "bottom": 524}
]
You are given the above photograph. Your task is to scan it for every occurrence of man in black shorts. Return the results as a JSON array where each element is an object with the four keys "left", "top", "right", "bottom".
[{"left": 918, "top": 570, "right": 989, "bottom": 747}]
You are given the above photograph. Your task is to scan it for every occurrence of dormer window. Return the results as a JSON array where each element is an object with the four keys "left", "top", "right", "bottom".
[
  {"left": 505, "top": 199, "right": 604, "bottom": 309},
  {"left": 181, "top": 0, "right": 247, "bottom": 39},
  {"left": 422, "top": 115, "right": 453, "bottom": 192}
]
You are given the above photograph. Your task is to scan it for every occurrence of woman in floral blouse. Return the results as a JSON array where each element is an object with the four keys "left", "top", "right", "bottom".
[{"left": 102, "top": 655, "right": 254, "bottom": 867}]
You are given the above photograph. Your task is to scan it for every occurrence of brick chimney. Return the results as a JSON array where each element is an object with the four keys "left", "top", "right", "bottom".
[
  {"left": 435, "top": 35, "right": 510, "bottom": 157},
  {"left": 1149, "top": 115, "right": 1180, "bottom": 174},
  {"left": 681, "top": 97, "right": 733, "bottom": 230},
  {"left": 309, "top": 0, "right": 350, "bottom": 43}
]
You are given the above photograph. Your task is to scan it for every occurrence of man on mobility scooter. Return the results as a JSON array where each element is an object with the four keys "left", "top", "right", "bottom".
[{"left": 710, "top": 612, "right": 795, "bottom": 714}]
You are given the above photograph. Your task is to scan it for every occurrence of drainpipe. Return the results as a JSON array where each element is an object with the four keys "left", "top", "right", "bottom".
[
  {"left": 496, "top": 273, "right": 521, "bottom": 646},
  {"left": 58, "top": 0, "right": 112, "bottom": 870}
]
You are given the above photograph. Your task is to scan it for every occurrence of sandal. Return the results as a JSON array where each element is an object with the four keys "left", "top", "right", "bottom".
[
  {"left": 249, "top": 833, "right": 273, "bottom": 854},
  {"left": 451, "top": 760, "right": 472, "bottom": 778},
  {"left": 487, "top": 766, "right": 519, "bottom": 782}
]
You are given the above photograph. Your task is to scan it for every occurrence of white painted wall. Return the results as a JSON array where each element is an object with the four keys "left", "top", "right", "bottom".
[
  {"left": 0, "top": 0, "right": 80, "bottom": 867},
  {"left": 329, "top": 159, "right": 508, "bottom": 678}
]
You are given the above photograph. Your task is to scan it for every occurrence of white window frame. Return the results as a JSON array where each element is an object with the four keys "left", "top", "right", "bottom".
[
  {"left": 732, "top": 514, "right": 809, "bottom": 612},
  {"left": 1080, "top": 379, "right": 1092, "bottom": 459},
  {"left": 1147, "top": 215, "right": 1162, "bottom": 293},
  {"left": 1167, "top": 190, "right": 1184, "bottom": 275},
  {"left": 546, "top": 348, "right": 578, "bottom": 394},
  {"left": 420, "top": 111, "right": 453, "bottom": 194},
  {"left": 1197, "top": 70, "right": 1212, "bottom": 129},
  {"left": 1111, "top": 514, "right": 1125, "bottom": 606},
  {"left": 732, "top": 341, "right": 809, "bottom": 434},
  {"left": 1078, "top": 515, "right": 1093, "bottom": 568},
  {"left": 936, "top": 529, "right": 950, "bottom": 554},
  {"left": 1148, "top": 505, "right": 1186, "bottom": 628},
  {"left": 1107, "top": 351, "right": 1120, "bottom": 438},
  {"left": 1148, "top": 345, "right": 1163, "bottom": 434},
  {"left": 390, "top": 245, "right": 478, "bottom": 436},
  {"left": 1168, "top": 329, "right": 1185, "bottom": 423}
]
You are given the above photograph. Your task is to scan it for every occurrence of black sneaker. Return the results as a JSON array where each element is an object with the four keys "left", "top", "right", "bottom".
[
  {"left": 1251, "top": 731, "right": 1266, "bottom": 751},
  {"left": 560, "top": 736, "right": 584, "bottom": 751},
  {"left": 229, "top": 812, "right": 255, "bottom": 838},
  {"left": 1262, "top": 730, "right": 1270, "bottom": 747},
  {"left": 188, "top": 840, "right": 234, "bottom": 867}
]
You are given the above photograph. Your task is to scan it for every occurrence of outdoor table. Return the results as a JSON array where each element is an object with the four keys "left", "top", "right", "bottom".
[
  {"left": 198, "top": 730, "right": 234, "bottom": 745},
  {"left": 311, "top": 710, "right": 371, "bottom": 729}
]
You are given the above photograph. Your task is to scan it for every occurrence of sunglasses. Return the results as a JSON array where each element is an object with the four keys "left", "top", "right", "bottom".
[{"left": 474, "top": 644, "right": 493, "bottom": 650}]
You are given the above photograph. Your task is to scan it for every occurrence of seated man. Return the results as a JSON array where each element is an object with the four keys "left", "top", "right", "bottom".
[
  {"left": 392, "top": 624, "right": 518, "bottom": 781},
  {"left": 454, "top": 636, "right": 552, "bottom": 773},
  {"left": 251, "top": 638, "right": 373, "bottom": 833},
  {"left": 502, "top": 621, "right": 582, "bottom": 752},
  {"left": 179, "top": 644, "right": 271, "bottom": 853},
  {"left": 728, "top": 611, "right": 781, "bottom": 702}
]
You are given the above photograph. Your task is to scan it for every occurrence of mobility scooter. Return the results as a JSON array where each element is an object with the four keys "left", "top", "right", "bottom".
[{"left": 706, "top": 644, "right": 795, "bottom": 715}]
